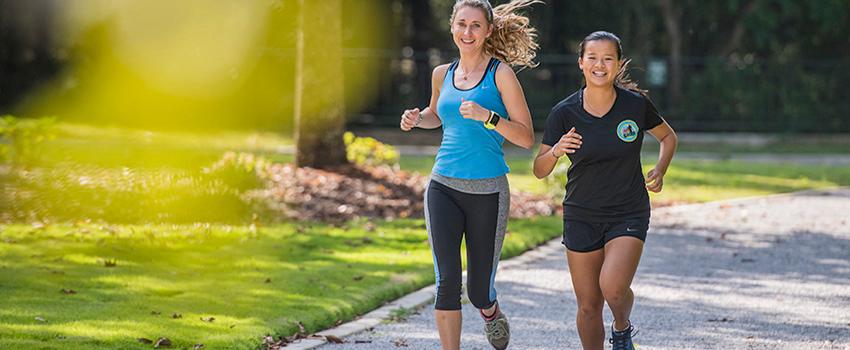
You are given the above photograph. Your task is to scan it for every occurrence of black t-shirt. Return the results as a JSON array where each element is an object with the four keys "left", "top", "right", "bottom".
[{"left": 542, "top": 86, "right": 665, "bottom": 221}]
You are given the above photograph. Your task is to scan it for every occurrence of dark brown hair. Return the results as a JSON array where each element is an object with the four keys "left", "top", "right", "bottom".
[{"left": 579, "top": 31, "right": 646, "bottom": 94}]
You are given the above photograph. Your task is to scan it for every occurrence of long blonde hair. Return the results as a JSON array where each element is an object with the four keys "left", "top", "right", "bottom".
[{"left": 450, "top": 0, "right": 543, "bottom": 70}]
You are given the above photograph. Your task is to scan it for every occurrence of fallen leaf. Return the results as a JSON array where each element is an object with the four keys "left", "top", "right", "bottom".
[
  {"left": 137, "top": 338, "right": 153, "bottom": 344},
  {"left": 364, "top": 222, "right": 376, "bottom": 232},
  {"left": 35, "top": 316, "right": 47, "bottom": 323},
  {"left": 103, "top": 259, "right": 117, "bottom": 267},
  {"left": 353, "top": 275, "right": 364, "bottom": 281},
  {"left": 60, "top": 288, "right": 77, "bottom": 295},
  {"left": 393, "top": 338, "right": 409, "bottom": 347},
  {"left": 324, "top": 335, "right": 344, "bottom": 343},
  {"left": 171, "top": 313, "right": 182, "bottom": 319},
  {"left": 154, "top": 337, "right": 172, "bottom": 348},
  {"left": 193, "top": 344, "right": 205, "bottom": 350},
  {"left": 200, "top": 316, "right": 215, "bottom": 323}
]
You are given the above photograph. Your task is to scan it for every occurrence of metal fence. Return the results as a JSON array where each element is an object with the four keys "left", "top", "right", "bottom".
[{"left": 344, "top": 49, "right": 850, "bottom": 133}]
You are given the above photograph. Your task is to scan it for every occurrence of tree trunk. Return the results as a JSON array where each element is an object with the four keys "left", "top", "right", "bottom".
[
  {"left": 718, "top": 0, "right": 760, "bottom": 57},
  {"left": 658, "top": 0, "right": 682, "bottom": 112},
  {"left": 294, "top": 0, "right": 348, "bottom": 168},
  {"left": 410, "top": 0, "right": 433, "bottom": 106}
]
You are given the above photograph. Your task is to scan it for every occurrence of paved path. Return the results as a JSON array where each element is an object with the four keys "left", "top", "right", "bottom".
[
  {"left": 316, "top": 188, "right": 850, "bottom": 349},
  {"left": 274, "top": 145, "right": 850, "bottom": 165},
  {"left": 394, "top": 146, "right": 850, "bottom": 166}
]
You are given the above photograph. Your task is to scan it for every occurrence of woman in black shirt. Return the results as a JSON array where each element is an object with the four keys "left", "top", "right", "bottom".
[{"left": 533, "top": 31, "right": 678, "bottom": 350}]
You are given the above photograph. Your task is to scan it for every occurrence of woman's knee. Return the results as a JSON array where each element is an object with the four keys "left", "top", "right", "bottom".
[
  {"left": 435, "top": 283, "right": 462, "bottom": 310},
  {"left": 467, "top": 285, "right": 494, "bottom": 309},
  {"left": 576, "top": 299, "right": 603, "bottom": 319},
  {"left": 600, "top": 281, "right": 631, "bottom": 305},
  {"left": 434, "top": 270, "right": 463, "bottom": 310}
]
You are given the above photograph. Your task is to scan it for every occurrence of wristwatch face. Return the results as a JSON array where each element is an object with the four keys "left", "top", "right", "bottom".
[{"left": 485, "top": 112, "right": 500, "bottom": 129}]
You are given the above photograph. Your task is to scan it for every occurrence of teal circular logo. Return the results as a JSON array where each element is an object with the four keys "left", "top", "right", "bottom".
[{"left": 617, "top": 119, "right": 639, "bottom": 142}]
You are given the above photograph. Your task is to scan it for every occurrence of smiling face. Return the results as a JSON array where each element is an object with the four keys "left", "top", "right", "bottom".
[
  {"left": 450, "top": 6, "right": 492, "bottom": 55},
  {"left": 578, "top": 39, "right": 622, "bottom": 88}
]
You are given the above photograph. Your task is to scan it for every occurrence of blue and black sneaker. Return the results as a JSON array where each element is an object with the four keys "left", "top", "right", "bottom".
[{"left": 609, "top": 322, "right": 638, "bottom": 350}]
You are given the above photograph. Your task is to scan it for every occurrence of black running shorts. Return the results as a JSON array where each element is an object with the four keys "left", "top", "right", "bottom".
[{"left": 562, "top": 217, "right": 649, "bottom": 252}]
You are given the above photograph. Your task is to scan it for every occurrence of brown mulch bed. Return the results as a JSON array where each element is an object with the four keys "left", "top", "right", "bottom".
[{"left": 253, "top": 164, "right": 559, "bottom": 223}]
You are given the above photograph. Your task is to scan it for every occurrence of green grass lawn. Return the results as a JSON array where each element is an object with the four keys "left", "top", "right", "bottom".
[
  {"left": 646, "top": 160, "right": 850, "bottom": 203},
  {"left": 3, "top": 123, "right": 850, "bottom": 349},
  {"left": 640, "top": 137, "right": 850, "bottom": 155},
  {"left": 400, "top": 155, "right": 850, "bottom": 202},
  {"left": 40, "top": 123, "right": 294, "bottom": 169},
  {"left": 0, "top": 217, "right": 561, "bottom": 350}
]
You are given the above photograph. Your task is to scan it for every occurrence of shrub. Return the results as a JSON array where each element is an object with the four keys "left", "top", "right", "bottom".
[
  {"left": 0, "top": 116, "right": 56, "bottom": 164},
  {"left": 543, "top": 161, "right": 570, "bottom": 199},
  {"left": 202, "top": 152, "right": 270, "bottom": 191},
  {"left": 343, "top": 131, "right": 399, "bottom": 167}
]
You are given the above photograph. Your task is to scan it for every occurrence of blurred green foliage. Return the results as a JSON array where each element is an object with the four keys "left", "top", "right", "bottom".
[
  {"left": 2, "top": 164, "right": 254, "bottom": 224},
  {"left": 0, "top": 116, "right": 56, "bottom": 164},
  {"left": 202, "top": 152, "right": 270, "bottom": 192},
  {"left": 4, "top": 0, "right": 384, "bottom": 132},
  {"left": 343, "top": 131, "right": 400, "bottom": 167},
  {"left": 0, "top": 123, "right": 293, "bottom": 224}
]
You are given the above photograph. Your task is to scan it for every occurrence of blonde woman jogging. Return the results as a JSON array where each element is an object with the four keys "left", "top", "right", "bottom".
[{"left": 399, "top": 1, "right": 541, "bottom": 348}]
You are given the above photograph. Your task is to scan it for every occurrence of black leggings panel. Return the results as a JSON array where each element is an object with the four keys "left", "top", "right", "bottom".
[{"left": 426, "top": 180, "right": 501, "bottom": 310}]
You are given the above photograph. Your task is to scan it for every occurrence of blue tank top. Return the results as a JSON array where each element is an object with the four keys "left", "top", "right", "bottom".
[{"left": 432, "top": 58, "right": 510, "bottom": 179}]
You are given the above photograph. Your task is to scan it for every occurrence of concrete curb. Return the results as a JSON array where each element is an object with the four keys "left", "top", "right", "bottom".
[
  {"left": 282, "top": 286, "right": 436, "bottom": 350},
  {"left": 282, "top": 236, "right": 566, "bottom": 349}
]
